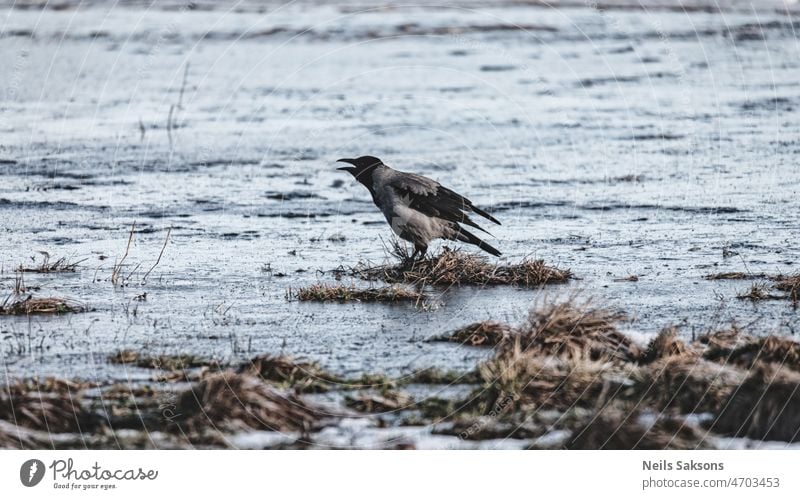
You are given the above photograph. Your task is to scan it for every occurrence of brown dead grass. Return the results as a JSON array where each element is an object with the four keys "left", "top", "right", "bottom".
[
  {"left": 6, "top": 290, "right": 800, "bottom": 447},
  {"left": 402, "top": 367, "right": 481, "bottom": 385},
  {"left": 512, "top": 298, "right": 640, "bottom": 363},
  {"left": 477, "top": 346, "right": 626, "bottom": 414},
  {"left": 733, "top": 275, "right": 799, "bottom": 305},
  {"left": 465, "top": 298, "right": 642, "bottom": 418},
  {"left": 16, "top": 255, "right": 84, "bottom": 273},
  {"left": 239, "top": 355, "right": 342, "bottom": 393},
  {"left": 737, "top": 282, "right": 783, "bottom": 301},
  {"left": 0, "top": 419, "right": 53, "bottom": 449},
  {"left": 704, "top": 335, "right": 800, "bottom": 371},
  {"left": 639, "top": 327, "right": 697, "bottom": 364},
  {"left": 774, "top": 274, "right": 800, "bottom": 303},
  {"left": 290, "top": 283, "right": 424, "bottom": 303},
  {"left": 0, "top": 295, "right": 85, "bottom": 315},
  {"left": 704, "top": 272, "right": 770, "bottom": 280},
  {"left": 345, "top": 391, "right": 414, "bottom": 413},
  {"left": 354, "top": 245, "right": 571, "bottom": 287},
  {"left": 712, "top": 364, "right": 800, "bottom": 442},
  {"left": 564, "top": 404, "right": 714, "bottom": 449},
  {"left": 174, "top": 371, "right": 323, "bottom": 433},
  {"left": 703, "top": 271, "right": 798, "bottom": 304},
  {"left": 698, "top": 326, "right": 754, "bottom": 353},
  {"left": 109, "top": 350, "right": 221, "bottom": 371},
  {"left": 432, "top": 321, "right": 517, "bottom": 347},
  {"left": 341, "top": 373, "right": 397, "bottom": 390},
  {"left": 0, "top": 378, "right": 94, "bottom": 434},
  {"left": 633, "top": 355, "right": 746, "bottom": 414}
]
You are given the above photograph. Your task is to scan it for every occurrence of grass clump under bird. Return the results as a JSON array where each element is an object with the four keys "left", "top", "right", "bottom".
[
  {"left": 354, "top": 243, "right": 572, "bottom": 287},
  {"left": 289, "top": 283, "right": 424, "bottom": 303}
]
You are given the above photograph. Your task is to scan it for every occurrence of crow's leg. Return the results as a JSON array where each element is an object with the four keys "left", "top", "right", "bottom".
[
  {"left": 407, "top": 244, "right": 426, "bottom": 269},
  {"left": 414, "top": 244, "right": 427, "bottom": 261}
]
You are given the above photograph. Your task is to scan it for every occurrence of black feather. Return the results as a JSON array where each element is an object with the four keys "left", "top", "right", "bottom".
[
  {"left": 454, "top": 226, "right": 502, "bottom": 257},
  {"left": 393, "top": 185, "right": 498, "bottom": 235}
]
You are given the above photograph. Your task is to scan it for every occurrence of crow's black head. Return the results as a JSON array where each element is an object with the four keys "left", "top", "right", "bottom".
[{"left": 336, "top": 156, "right": 383, "bottom": 186}]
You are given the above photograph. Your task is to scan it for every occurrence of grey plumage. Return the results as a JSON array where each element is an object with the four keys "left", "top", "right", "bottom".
[{"left": 337, "top": 156, "right": 501, "bottom": 257}]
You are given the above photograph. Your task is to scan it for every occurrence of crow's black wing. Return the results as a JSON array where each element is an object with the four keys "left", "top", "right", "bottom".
[
  {"left": 389, "top": 172, "right": 501, "bottom": 233},
  {"left": 435, "top": 185, "right": 501, "bottom": 225}
]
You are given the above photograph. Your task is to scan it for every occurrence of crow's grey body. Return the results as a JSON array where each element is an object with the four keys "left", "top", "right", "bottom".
[{"left": 337, "top": 156, "right": 501, "bottom": 257}]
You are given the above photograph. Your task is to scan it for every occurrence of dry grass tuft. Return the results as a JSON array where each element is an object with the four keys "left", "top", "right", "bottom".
[
  {"left": 345, "top": 391, "right": 414, "bottom": 413},
  {"left": 239, "top": 355, "right": 341, "bottom": 393},
  {"left": 290, "top": 283, "right": 424, "bottom": 303},
  {"left": 432, "top": 321, "right": 517, "bottom": 347},
  {"left": 89, "top": 384, "right": 173, "bottom": 432},
  {"left": 477, "top": 347, "right": 627, "bottom": 414},
  {"left": 712, "top": 364, "right": 800, "bottom": 442},
  {"left": 564, "top": 404, "right": 714, "bottom": 449},
  {"left": 737, "top": 282, "right": 782, "bottom": 301},
  {"left": 0, "top": 419, "right": 52, "bottom": 449},
  {"left": 0, "top": 378, "right": 94, "bottom": 434},
  {"left": 704, "top": 272, "right": 769, "bottom": 280},
  {"left": 774, "top": 274, "right": 800, "bottom": 303},
  {"left": 354, "top": 245, "right": 571, "bottom": 287},
  {"left": 403, "top": 367, "right": 481, "bottom": 385},
  {"left": 704, "top": 335, "right": 800, "bottom": 371},
  {"left": 16, "top": 255, "right": 84, "bottom": 273},
  {"left": 513, "top": 298, "right": 640, "bottom": 363},
  {"left": 341, "top": 373, "right": 397, "bottom": 391},
  {"left": 640, "top": 327, "right": 696, "bottom": 364},
  {"left": 708, "top": 273, "right": 799, "bottom": 305},
  {"left": 0, "top": 295, "right": 85, "bottom": 315},
  {"left": 109, "top": 350, "right": 220, "bottom": 371},
  {"left": 698, "top": 326, "right": 753, "bottom": 353},
  {"left": 175, "top": 371, "right": 323, "bottom": 433},
  {"left": 736, "top": 276, "right": 800, "bottom": 303},
  {"left": 633, "top": 355, "right": 746, "bottom": 414}
]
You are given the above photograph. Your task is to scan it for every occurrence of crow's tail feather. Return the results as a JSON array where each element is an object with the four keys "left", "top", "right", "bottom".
[
  {"left": 455, "top": 227, "right": 502, "bottom": 257},
  {"left": 461, "top": 215, "right": 494, "bottom": 236},
  {"left": 470, "top": 205, "right": 501, "bottom": 225}
]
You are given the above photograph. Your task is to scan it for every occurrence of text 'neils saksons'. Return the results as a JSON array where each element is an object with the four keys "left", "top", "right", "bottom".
[{"left": 643, "top": 460, "right": 724, "bottom": 471}]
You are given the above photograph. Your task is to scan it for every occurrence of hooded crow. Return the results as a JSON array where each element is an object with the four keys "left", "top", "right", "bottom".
[{"left": 337, "top": 156, "right": 501, "bottom": 258}]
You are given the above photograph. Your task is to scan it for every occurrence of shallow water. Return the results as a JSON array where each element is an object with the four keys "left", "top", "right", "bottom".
[{"left": 1, "top": 0, "right": 798, "bottom": 390}]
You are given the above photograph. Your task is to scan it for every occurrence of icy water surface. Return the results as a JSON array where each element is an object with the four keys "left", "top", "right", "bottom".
[{"left": 1, "top": 0, "right": 798, "bottom": 387}]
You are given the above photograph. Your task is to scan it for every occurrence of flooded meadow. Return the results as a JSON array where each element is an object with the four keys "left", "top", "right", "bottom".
[{"left": 1, "top": 0, "right": 799, "bottom": 449}]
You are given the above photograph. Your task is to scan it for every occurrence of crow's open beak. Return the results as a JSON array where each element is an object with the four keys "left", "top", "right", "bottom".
[{"left": 336, "top": 158, "right": 355, "bottom": 171}]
